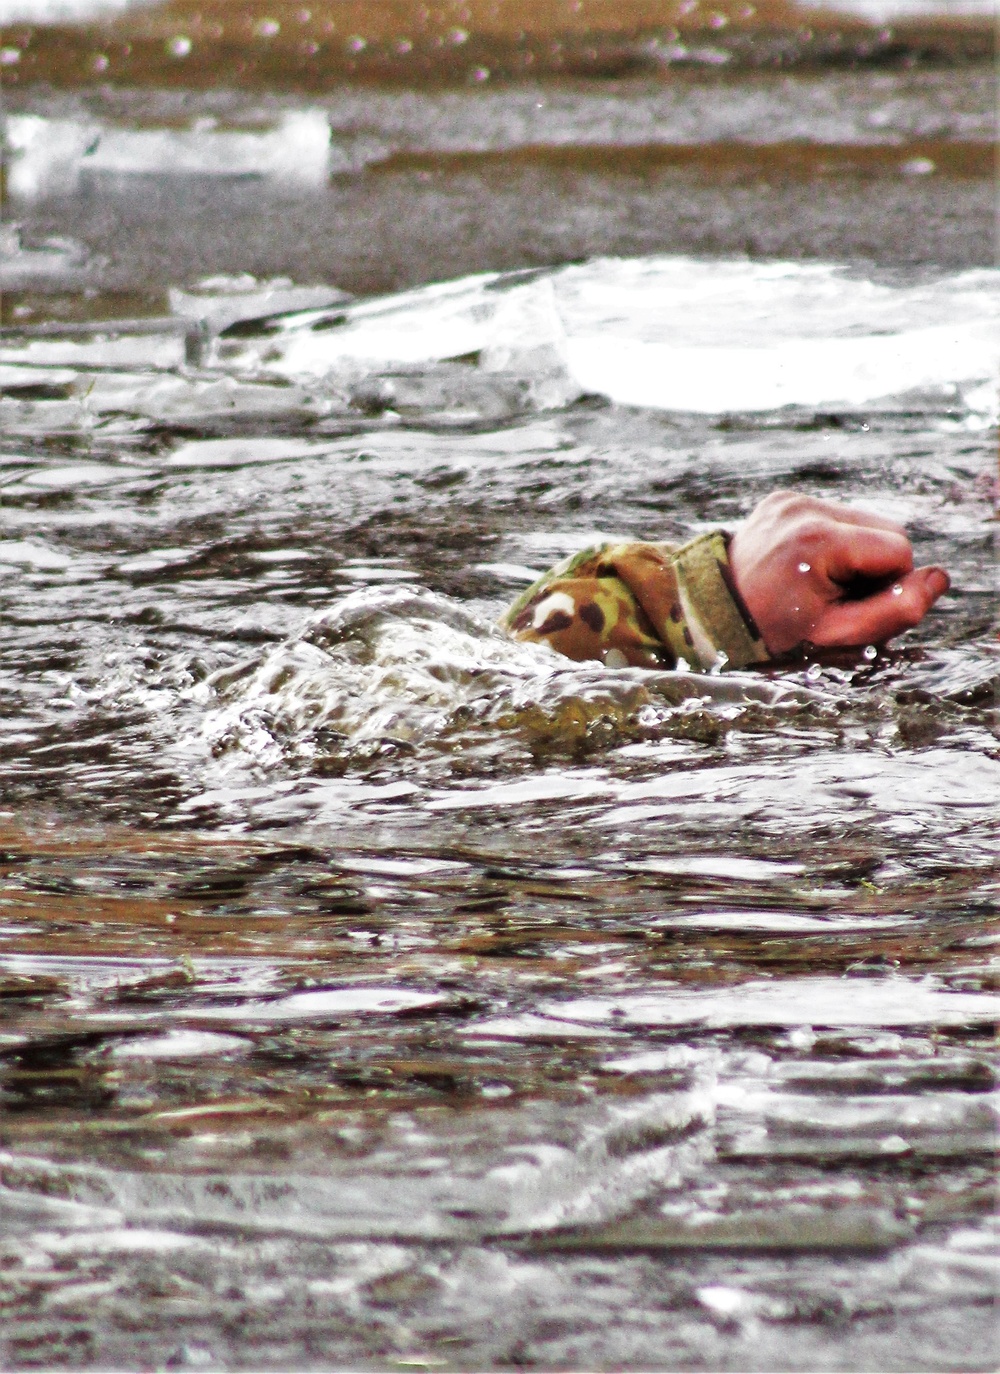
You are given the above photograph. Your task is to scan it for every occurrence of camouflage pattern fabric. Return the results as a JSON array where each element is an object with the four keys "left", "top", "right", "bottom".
[{"left": 501, "top": 530, "right": 769, "bottom": 671}]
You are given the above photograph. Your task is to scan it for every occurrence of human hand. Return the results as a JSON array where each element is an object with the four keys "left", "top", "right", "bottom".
[{"left": 728, "top": 491, "right": 950, "bottom": 658}]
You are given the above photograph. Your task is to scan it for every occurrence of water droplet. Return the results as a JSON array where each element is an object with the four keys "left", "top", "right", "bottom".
[
  {"left": 891, "top": 583, "right": 903, "bottom": 596},
  {"left": 395, "top": 37, "right": 413, "bottom": 53},
  {"left": 470, "top": 65, "right": 490, "bottom": 81},
  {"left": 92, "top": 52, "right": 110, "bottom": 70},
  {"left": 346, "top": 34, "right": 366, "bottom": 52},
  {"left": 255, "top": 18, "right": 280, "bottom": 37},
  {"left": 167, "top": 35, "right": 191, "bottom": 57},
  {"left": 797, "top": 561, "right": 811, "bottom": 573},
  {"left": 447, "top": 26, "right": 469, "bottom": 44},
  {"left": 806, "top": 662, "right": 822, "bottom": 681},
  {"left": 0, "top": 46, "right": 21, "bottom": 65},
  {"left": 863, "top": 645, "right": 877, "bottom": 661}
]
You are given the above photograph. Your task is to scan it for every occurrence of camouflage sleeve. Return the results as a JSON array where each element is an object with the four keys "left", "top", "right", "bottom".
[{"left": 500, "top": 531, "right": 769, "bottom": 671}]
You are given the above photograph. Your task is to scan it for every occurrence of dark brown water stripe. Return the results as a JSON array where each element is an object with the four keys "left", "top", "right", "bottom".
[{"left": 369, "top": 140, "right": 995, "bottom": 180}]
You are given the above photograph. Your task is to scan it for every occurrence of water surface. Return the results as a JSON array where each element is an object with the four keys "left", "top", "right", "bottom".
[{"left": 0, "top": 244, "right": 997, "bottom": 1370}]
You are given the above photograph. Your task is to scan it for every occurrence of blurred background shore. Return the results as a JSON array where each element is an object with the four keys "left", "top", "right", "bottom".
[{"left": 0, "top": 0, "right": 995, "bottom": 310}]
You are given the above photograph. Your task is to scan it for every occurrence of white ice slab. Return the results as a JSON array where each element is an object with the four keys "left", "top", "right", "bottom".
[
  {"left": 4, "top": 110, "right": 331, "bottom": 197},
  {"left": 261, "top": 259, "right": 1000, "bottom": 415}
]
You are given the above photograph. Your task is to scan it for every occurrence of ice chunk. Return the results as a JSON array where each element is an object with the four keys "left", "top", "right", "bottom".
[
  {"left": 80, "top": 110, "right": 332, "bottom": 185},
  {"left": 170, "top": 277, "right": 350, "bottom": 335},
  {"left": 4, "top": 110, "right": 332, "bottom": 200}
]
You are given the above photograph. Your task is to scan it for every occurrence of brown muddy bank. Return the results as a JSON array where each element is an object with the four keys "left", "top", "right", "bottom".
[{"left": 1, "top": 0, "right": 993, "bottom": 90}]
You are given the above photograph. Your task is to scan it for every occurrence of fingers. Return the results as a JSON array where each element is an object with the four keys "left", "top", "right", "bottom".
[
  {"left": 811, "top": 566, "right": 950, "bottom": 647},
  {"left": 821, "top": 524, "right": 914, "bottom": 584}
]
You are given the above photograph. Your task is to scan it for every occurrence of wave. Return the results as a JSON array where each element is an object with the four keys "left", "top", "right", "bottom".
[{"left": 196, "top": 583, "right": 818, "bottom": 780}]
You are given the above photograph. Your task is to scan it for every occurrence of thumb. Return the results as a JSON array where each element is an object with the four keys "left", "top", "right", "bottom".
[{"left": 811, "top": 566, "right": 949, "bottom": 647}]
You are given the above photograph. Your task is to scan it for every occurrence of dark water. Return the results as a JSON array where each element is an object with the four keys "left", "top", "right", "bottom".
[
  {"left": 0, "top": 19, "right": 998, "bottom": 1371},
  {"left": 2, "top": 64, "right": 995, "bottom": 297}
]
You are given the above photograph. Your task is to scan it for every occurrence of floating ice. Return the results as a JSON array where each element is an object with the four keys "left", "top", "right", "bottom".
[
  {"left": 2, "top": 119, "right": 100, "bottom": 199},
  {"left": 246, "top": 259, "right": 999, "bottom": 416},
  {"left": 169, "top": 276, "right": 350, "bottom": 334},
  {"left": 558, "top": 260, "right": 999, "bottom": 412},
  {"left": 0, "top": 332, "right": 185, "bottom": 369},
  {"left": 3, "top": 258, "right": 994, "bottom": 422},
  {"left": 0, "top": 221, "right": 91, "bottom": 281},
  {"left": 4, "top": 110, "right": 333, "bottom": 198}
]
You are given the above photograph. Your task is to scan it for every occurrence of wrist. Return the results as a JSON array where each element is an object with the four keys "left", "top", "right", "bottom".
[{"left": 672, "top": 530, "right": 770, "bottom": 669}]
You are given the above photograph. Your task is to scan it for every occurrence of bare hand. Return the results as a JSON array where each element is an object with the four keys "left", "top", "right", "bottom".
[{"left": 728, "top": 492, "right": 950, "bottom": 658}]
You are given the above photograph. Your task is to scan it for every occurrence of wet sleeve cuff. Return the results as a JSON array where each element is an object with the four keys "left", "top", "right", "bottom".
[{"left": 671, "top": 530, "right": 770, "bottom": 670}]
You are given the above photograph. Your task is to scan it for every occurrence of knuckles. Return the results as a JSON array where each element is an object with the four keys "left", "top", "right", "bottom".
[{"left": 752, "top": 489, "right": 812, "bottom": 519}]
